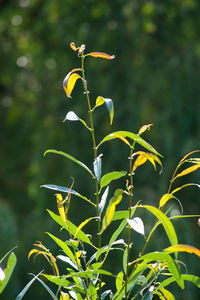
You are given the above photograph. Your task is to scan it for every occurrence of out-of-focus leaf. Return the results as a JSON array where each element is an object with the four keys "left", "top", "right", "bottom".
[
  {"left": 0, "top": 252, "right": 17, "bottom": 294},
  {"left": 127, "top": 217, "right": 145, "bottom": 236},
  {"left": 100, "top": 171, "right": 127, "bottom": 188},
  {"left": 98, "top": 186, "right": 109, "bottom": 215},
  {"left": 142, "top": 287, "right": 154, "bottom": 300},
  {"left": 44, "top": 150, "right": 95, "bottom": 178},
  {"left": 93, "top": 154, "right": 103, "bottom": 182},
  {"left": 63, "top": 70, "right": 82, "bottom": 98},
  {"left": 159, "top": 193, "right": 176, "bottom": 208},
  {"left": 173, "top": 164, "right": 200, "bottom": 181},
  {"left": 41, "top": 274, "right": 72, "bottom": 289},
  {"left": 123, "top": 247, "right": 128, "bottom": 273},
  {"left": 138, "top": 205, "right": 178, "bottom": 246},
  {"left": 154, "top": 288, "right": 175, "bottom": 300},
  {"left": 0, "top": 268, "right": 5, "bottom": 281},
  {"left": 60, "top": 291, "right": 70, "bottom": 300},
  {"left": 171, "top": 183, "right": 200, "bottom": 194},
  {"left": 41, "top": 184, "right": 95, "bottom": 207},
  {"left": 100, "top": 189, "right": 123, "bottom": 234},
  {"left": 86, "top": 52, "right": 115, "bottom": 59},
  {"left": 70, "top": 42, "right": 79, "bottom": 51},
  {"left": 138, "top": 124, "right": 153, "bottom": 135},
  {"left": 63, "top": 111, "right": 79, "bottom": 121},
  {"left": 15, "top": 272, "right": 44, "bottom": 300},
  {"left": 164, "top": 244, "right": 200, "bottom": 257},
  {"left": 98, "top": 131, "right": 162, "bottom": 157}
]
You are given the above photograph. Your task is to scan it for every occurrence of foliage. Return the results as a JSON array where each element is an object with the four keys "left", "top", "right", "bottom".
[
  {"left": 17, "top": 44, "right": 200, "bottom": 299},
  {"left": 0, "top": 249, "right": 17, "bottom": 294}
]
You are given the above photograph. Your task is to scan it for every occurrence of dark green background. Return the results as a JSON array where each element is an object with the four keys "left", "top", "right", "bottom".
[{"left": 0, "top": 0, "right": 199, "bottom": 298}]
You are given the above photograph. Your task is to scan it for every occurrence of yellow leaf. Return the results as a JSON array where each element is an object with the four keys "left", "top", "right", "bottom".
[
  {"left": 56, "top": 194, "right": 67, "bottom": 223},
  {"left": 179, "top": 150, "right": 200, "bottom": 164},
  {"left": 159, "top": 193, "right": 176, "bottom": 208},
  {"left": 173, "top": 163, "right": 200, "bottom": 180},
  {"left": 138, "top": 124, "right": 153, "bottom": 135},
  {"left": 164, "top": 244, "right": 200, "bottom": 257},
  {"left": 95, "top": 96, "right": 105, "bottom": 107},
  {"left": 86, "top": 52, "right": 115, "bottom": 60},
  {"left": 132, "top": 153, "right": 147, "bottom": 172},
  {"left": 113, "top": 133, "right": 131, "bottom": 146},
  {"left": 63, "top": 68, "right": 82, "bottom": 98},
  {"left": 101, "top": 189, "right": 123, "bottom": 234},
  {"left": 155, "top": 288, "right": 175, "bottom": 300},
  {"left": 70, "top": 42, "right": 78, "bottom": 52},
  {"left": 171, "top": 183, "right": 200, "bottom": 194}
]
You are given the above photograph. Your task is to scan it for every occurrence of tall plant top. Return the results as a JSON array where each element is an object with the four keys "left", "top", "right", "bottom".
[{"left": 16, "top": 43, "right": 200, "bottom": 300}]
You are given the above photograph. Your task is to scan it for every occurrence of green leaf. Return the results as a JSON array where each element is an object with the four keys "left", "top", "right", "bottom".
[
  {"left": 46, "top": 232, "right": 76, "bottom": 263},
  {"left": 93, "top": 154, "right": 103, "bottom": 182},
  {"left": 75, "top": 217, "right": 99, "bottom": 238},
  {"left": 116, "top": 271, "right": 124, "bottom": 292},
  {"left": 41, "top": 274, "right": 72, "bottom": 288},
  {"left": 100, "top": 171, "right": 127, "bottom": 188},
  {"left": 113, "top": 210, "right": 129, "bottom": 221},
  {"left": 139, "top": 252, "right": 183, "bottom": 288},
  {"left": 97, "top": 131, "right": 162, "bottom": 156},
  {"left": 44, "top": 150, "right": 95, "bottom": 178},
  {"left": 98, "top": 186, "right": 109, "bottom": 215},
  {"left": 0, "top": 252, "right": 17, "bottom": 294},
  {"left": 123, "top": 247, "right": 128, "bottom": 273},
  {"left": 31, "top": 275, "right": 58, "bottom": 300},
  {"left": 157, "top": 274, "right": 200, "bottom": 290},
  {"left": 142, "top": 288, "right": 154, "bottom": 300},
  {"left": 47, "top": 210, "right": 92, "bottom": 246},
  {"left": 155, "top": 288, "right": 175, "bottom": 300},
  {"left": 100, "top": 189, "right": 123, "bottom": 234},
  {"left": 138, "top": 205, "right": 178, "bottom": 246},
  {"left": 41, "top": 184, "right": 95, "bottom": 207}
]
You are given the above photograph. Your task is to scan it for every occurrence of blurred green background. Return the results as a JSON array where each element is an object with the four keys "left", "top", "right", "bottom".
[{"left": 0, "top": 0, "right": 200, "bottom": 299}]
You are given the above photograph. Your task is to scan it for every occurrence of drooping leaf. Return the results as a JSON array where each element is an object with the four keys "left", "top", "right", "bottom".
[
  {"left": 132, "top": 151, "right": 162, "bottom": 173},
  {"left": 44, "top": 150, "right": 95, "bottom": 178},
  {"left": 138, "top": 205, "right": 178, "bottom": 246},
  {"left": 98, "top": 186, "right": 109, "bottom": 215},
  {"left": 132, "top": 153, "right": 147, "bottom": 171},
  {"left": 173, "top": 163, "right": 200, "bottom": 181},
  {"left": 100, "top": 189, "right": 123, "bottom": 234},
  {"left": 63, "top": 70, "right": 82, "bottom": 98},
  {"left": 55, "top": 194, "right": 66, "bottom": 222},
  {"left": 41, "top": 184, "right": 95, "bottom": 207},
  {"left": 93, "top": 154, "right": 103, "bottom": 182},
  {"left": 164, "top": 244, "right": 200, "bottom": 257},
  {"left": 86, "top": 52, "right": 115, "bottom": 59},
  {"left": 0, "top": 252, "right": 17, "bottom": 294},
  {"left": 63, "top": 111, "right": 79, "bottom": 121},
  {"left": 159, "top": 193, "right": 176, "bottom": 208},
  {"left": 97, "top": 131, "right": 162, "bottom": 157},
  {"left": 100, "top": 171, "right": 127, "bottom": 188},
  {"left": 127, "top": 217, "right": 145, "bottom": 236},
  {"left": 95, "top": 96, "right": 114, "bottom": 125}
]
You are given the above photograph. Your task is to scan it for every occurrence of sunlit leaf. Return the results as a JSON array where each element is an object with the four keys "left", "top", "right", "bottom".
[
  {"left": 113, "top": 133, "right": 131, "bottom": 146},
  {"left": 179, "top": 150, "right": 200, "bottom": 164},
  {"left": 159, "top": 193, "right": 176, "bottom": 208},
  {"left": 86, "top": 52, "right": 115, "bottom": 59},
  {"left": 47, "top": 233, "right": 76, "bottom": 263},
  {"left": 63, "top": 68, "right": 82, "bottom": 98},
  {"left": 0, "top": 252, "right": 17, "bottom": 293},
  {"left": 138, "top": 205, "right": 178, "bottom": 246},
  {"left": 100, "top": 171, "right": 127, "bottom": 188},
  {"left": 171, "top": 183, "right": 200, "bottom": 194},
  {"left": 41, "top": 274, "right": 72, "bottom": 289},
  {"left": 41, "top": 184, "right": 95, "bottom": 207},
  {"left": 44, "top": 150, "right": 95, "bottom": 178},
  {"left": 127, "top": 217, "right": 145, "bottom": 236},
  {"left": 60, "top": 291, "right": 70, "bottom": 300},
  {"left": 132, "top": 151, "right": 162, "bottom": 173},
  {"left": 93, "top": 154, "right": 103, "bottom": 182},
  {"left": 57, "top": 255, "right": 78, "bottom": 270},
  {"left": 116, "top": 271, "right": 124, "bottom": 292},
  {"left": 138, "top": 124, "right": 153, "bottom": 135},
  {"left": 154, "top": 288, "right": 175, "bottom": 300},
  {"left": 100, "top": 189, "right": 123, "bottom": 234},
  {"left": 132, "top": 153, "right": 147, "bottom": 172},
  {"left": 139, "top": 252, "right": 183, "bottom": 288},
  {"left": 55, "top": 194, "right": 66, "bottom": 222},
  {"left": 98, "top": 186, "right": 109, "bottom": 215},
  {"left": 74, "top": 217, "right": 99, "bottom": 238},
  {"left": 63, "top": 111, "right": 79, "bottom": 121},
  {"left": 95, "top": 96, "right": 114, "bottom": 125},
  {"left": 97, "top": 131, "right": 162, "bottom": 157},
  {"left": 157, "top": 274, "right": 200, "bottom": 289},
  {"left": 173, "top": 163, "right": 200, "bottom": 181},
  {"left": 164, "top": 244, "right": 200, "bottom": 257}
]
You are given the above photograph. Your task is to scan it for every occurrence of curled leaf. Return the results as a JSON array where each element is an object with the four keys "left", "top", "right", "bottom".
[
  {"left": 63, "top": 68, "right": 82, "bottom": 98},
  {"left": 93, "top": 154, "right": 103, "bottom": 182},
  {"left": 86, "top": 52, "right": 115, "bottom": 60},
  {"left": 70, "top": 42, "right": 79, "bottom": 51},
  {"left": 63, "top": 111, "right": 79, "bottom": 121},
  {"left": 95, "top": 96, "right": 114, "bottom": 125},
  {"left": 138, "top": 124, "right": 153, "bottom": 135}
]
